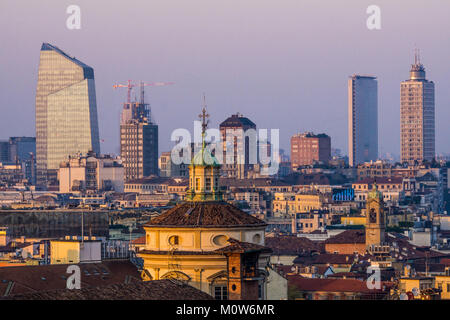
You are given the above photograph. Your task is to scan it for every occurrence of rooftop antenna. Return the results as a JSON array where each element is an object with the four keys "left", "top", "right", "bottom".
[
  {"left": 413, "top": 45, "right": 422, "bottom": 65},
  {"left": 414, "top": 46, "right": 418, "bottom": 65}
]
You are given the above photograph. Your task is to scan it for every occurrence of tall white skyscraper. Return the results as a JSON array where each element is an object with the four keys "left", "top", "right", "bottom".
[
  {"left": 348, "top": 75, "right": 378, "bottom": 167},
  {"left": 400, "top": 53, "right": 435, "bottom": 164}
]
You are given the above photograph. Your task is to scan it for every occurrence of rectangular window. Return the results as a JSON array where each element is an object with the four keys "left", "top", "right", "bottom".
[
  {"left": 214, "top": 286, "right": 228, "bottom": 300},
  {"left": 196, "top": 178, "right": 200, "bottom": 190}
]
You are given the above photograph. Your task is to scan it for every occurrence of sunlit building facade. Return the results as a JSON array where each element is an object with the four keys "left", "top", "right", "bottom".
[
  {"left": 400, "top": 55, "right": 435, "bottom": 164},
  {"left": 35, "top": 43, "right": 100, "bottom": 188},
  {"left": 120, "top": 101, "right": 158, "bottom": 181}
]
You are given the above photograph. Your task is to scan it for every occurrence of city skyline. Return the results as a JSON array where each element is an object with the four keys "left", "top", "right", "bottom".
[
  {"left": 1, "top": 1, "right": 449, "bottom": 159},
  {"left": 2, "top": 0, "right": 450, "bottom": 305}
]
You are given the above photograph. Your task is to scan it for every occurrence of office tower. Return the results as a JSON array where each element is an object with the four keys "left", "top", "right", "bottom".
[
  {"left": 290, "top": 132, "right": 331, "bottom": 170},
  {"left": 219, "top": 113, "right": 256, "bottom": 179},
  {"left": 35, "top": 43, "right": 100, "bottom": 188},
  {"left": 8, "top": 137, "right": 36, "bottom": 163},
  {"left": 400, "top": 54, "right": 435, "bottom": 164},
  {"left": 0, "top": 141, "right": 8, "bottom": 162},
  {"left": 120, "top": 97, "right": 158, "bottom": 182},
  {"left": 9, "top": 137, "right": 36, "bottom": 185},
  {"left": 348, "top": 75, "right": 378, "bottom": 167}
]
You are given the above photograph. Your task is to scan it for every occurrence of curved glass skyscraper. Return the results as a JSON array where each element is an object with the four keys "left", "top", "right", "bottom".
[{"left": 35, "top": 43, "right": 100, "bottom": 188}]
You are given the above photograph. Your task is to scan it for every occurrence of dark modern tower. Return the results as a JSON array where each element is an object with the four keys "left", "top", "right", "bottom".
[
  {"left": 0, "top": 141, "right": 9, "bottom": 163},
  {"left": 348, "top": 75, "right": 378, "bottom": 167},
  {"left": 120, "top": 88, "right": 158, "bottom": 181},
  {"left": 8, "top": 137, "right": 36, "bottom": 163},
  {"left": 400, "top": 53, "right": 435, "bottom": 164},
  {"left": 35, "top": 43, "right": 100, "bottom": 188},
  {"left": 219, "top": 113, "right": 256, "bottom": 179},
  {"left": 9, "top": 137, "right": 36, "bottom": 185}
]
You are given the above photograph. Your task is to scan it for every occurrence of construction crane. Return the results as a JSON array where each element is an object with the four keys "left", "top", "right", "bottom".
[{"left": 113, "top": 80, "right": 174, "bottom": 104}]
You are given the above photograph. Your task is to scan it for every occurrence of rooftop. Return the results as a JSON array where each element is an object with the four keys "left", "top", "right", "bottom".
[
  {"left": 293, "top": 253, "right": 362, "bottom": 265},
  {"left": 219, "top": 114, "right": 256, "bottom": 128},
  {"left": 3, "top": 279, "right": 213, "bottom": 300},
  {"left": 265, "top": 235, "right": 324, "bottom": 255},
  {"left": 324, "top": 230, "right": 366, "bottom": 244},
  {"left": 0, "top": 260, "right": 140, "bottom": 297},
  {"left": 214, "top": 238, "right": 272, "bottom": 254},
  {"left": 353, "top": 177, "right": 403, "bottom": 185},
  {"left": 41, "top": 43, "right": 94, "bottom": 79},
  {"left": 145, "top": 201, "right": 267, "bottom": 228},
  {"left": 282, "top": 172, "right": 348, "bottom": 186},
  {"left": 288, "top": 276, "right": 392, "bottom": 294}
]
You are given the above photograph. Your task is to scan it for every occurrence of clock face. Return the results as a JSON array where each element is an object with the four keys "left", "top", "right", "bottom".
[{"left": 369, "top": 208, "right": 377, "bottom": 223}]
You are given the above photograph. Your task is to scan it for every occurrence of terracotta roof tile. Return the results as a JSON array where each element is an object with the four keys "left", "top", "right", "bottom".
[
  {"left": 131, "top": 235, "right": 146, "bottom": 245},
  {"left": 287, "top": 276, "right": 392, "bottom": 294},
  {"left": 214, "top": 238, "right": 272, "bottom": 254},
  {"left": 0, "top": 260, "right": 140, "bottom": 296},
  {"left": 146, "top": 201, "right": 266, "bottom": 228},
  {"left": 3, "top": 279, "right": 213, "bottom": 300},
  {"left": 265, "top": 235, "right": 324, "bottom": 255},
  {"left": 324, "top": 230, "right": 365, "bottom": 244}
]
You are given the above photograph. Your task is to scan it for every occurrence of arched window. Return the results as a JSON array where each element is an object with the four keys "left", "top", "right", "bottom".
[
  {"left": 208, "top": 271, "right": 228, "bottom": 300},
  {"left": 161, "top": 271, "right": 190, "bottom": 282}
]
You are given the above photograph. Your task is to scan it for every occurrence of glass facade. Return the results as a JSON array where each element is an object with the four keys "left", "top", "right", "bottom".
[
  {"left": 348, "top": 75, "right": 378, "bottom": 167},
  {"left": 35, "top": 43, "right": 100, "bottom": 187}
]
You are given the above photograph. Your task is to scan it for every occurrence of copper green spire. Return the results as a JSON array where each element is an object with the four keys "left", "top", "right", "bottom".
[{"left": 186, "top": 95, "right": 222, "bottom": 202}]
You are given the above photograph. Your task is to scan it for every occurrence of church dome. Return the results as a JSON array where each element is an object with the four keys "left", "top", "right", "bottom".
[
  {"left": 192, "top": 148, "right": 221, "bottom": 167},
  {"left": 145, "top": 201, "right": 266, "bottom": 228}
]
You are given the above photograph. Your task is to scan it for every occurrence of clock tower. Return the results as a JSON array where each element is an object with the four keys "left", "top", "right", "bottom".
[{"left": 365, "top": 183, "right": 386, "bottom": 248}]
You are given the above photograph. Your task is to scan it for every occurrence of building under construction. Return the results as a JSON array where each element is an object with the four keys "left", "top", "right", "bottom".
[{"left": 118, "top": 82, "right": 161, "bottom": 181}]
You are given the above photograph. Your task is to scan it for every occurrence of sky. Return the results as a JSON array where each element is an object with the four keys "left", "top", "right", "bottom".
[{"left": 0, "top": 0, "right": 449, "bottom": 159}]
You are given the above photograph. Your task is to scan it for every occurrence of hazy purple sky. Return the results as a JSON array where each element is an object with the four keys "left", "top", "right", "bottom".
[{"left": 0, "top": 0, "right": 449, "bottom": 158}]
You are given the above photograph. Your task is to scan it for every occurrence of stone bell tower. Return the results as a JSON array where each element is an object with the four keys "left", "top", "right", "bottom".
[{"left": 365, "top": 183, "right": 386, "bottom": 247}]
